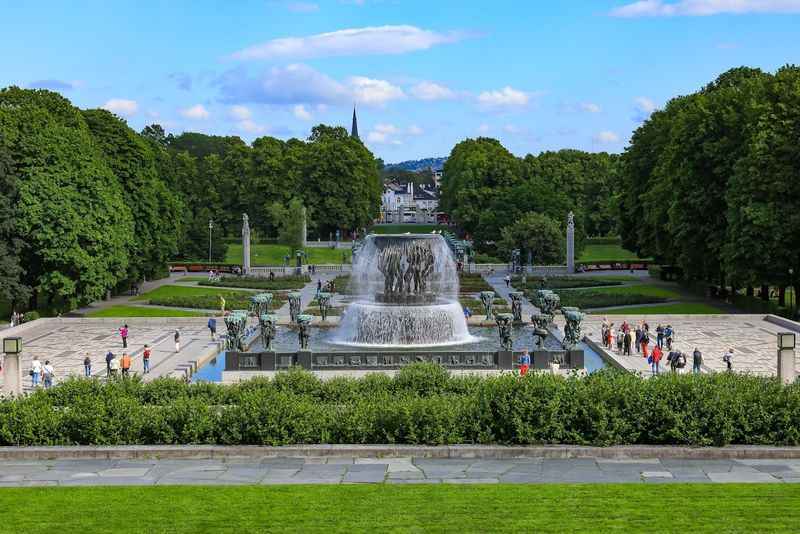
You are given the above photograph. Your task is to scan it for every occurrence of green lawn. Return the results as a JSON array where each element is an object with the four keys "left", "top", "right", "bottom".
[
  {"left": 173, "top": 276, "right": 212, "bottom": 283},
  {"left": 576, "top": 283, "right": 682, "bottom": 299},
  {"left": 370, "top": 224, "right": 449, "bottom": 234},
  {"left": 132, "top": 284, "right": 256, "bottom": 302},
  {"left": 0, "top": 484, "right": 797, "bottom": 533},
  {"left": 226, "top": 243, "right": 350, "bottom": 265},
  {"left": 595, "top": 303, "right": 726, "bottom": 314},
  {"left": 86, "top": 305, "right": 209, "bottom": 318},
  {"left": 579, "top": 243, "right": 649, "bottom": 262}
]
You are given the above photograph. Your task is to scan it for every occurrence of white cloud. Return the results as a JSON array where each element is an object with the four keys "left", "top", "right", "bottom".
[
  {"left": 229, "top": 105, "right": 252, "bottom": 120},
  {"left": 218, "top": 64, "right": 348, "bottom": 106},
  {"left": 286, "top": 2, "right": 319, "bottom": 13},
  {"left": 580, "top": 102, "right": 602, "bottom": 113},
  {"left": 410, "top": 81, "right": 456, "bottom": 101},
  {"left": 635, "top": 96, "right": 657, "bottom": 114},
  {"left": 477, "top": 124, "right": 491, "bottom": 134},
  {"left": 349, "top": 76, "right": 405, "bottom": 106},
  {"left": 408, "top": 124, "right": 424, "bottom": 136},
  {"left": 367, "top": 123, "right": 402, "bottom": 145},
  {"left": 293, "top": 104, "right": 312, "bottom": 120},
  {"left": 503, "top": 124, "right": 521, "bottom": 134},
  {"left": 610, "top": 0, "right": 800, "bottom": 17},
  {"left": 181, "top": 104, "right": 210, "bottom": 120},
  {"left": 593, "top": 130, "right": 620, "bottom": 144},
  {"left": 236, "top": 119, "right": 266, "bottom": 134},
  {"left": 231, "top": 25, "right": 464, "bottom": 60},
  {"left": 102, "top": 98, "right": 138, "bottom": 117},
  {"left": 477, "top": 86, "right": 530, "bottom": 108}
]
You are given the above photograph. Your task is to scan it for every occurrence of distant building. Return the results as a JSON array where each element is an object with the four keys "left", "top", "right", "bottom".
[
  {"left": 380, "top": 181, "right": 440, "bottom": 223},
  {"left": 432, "top": 170, "right": 443, "bottom": 188}
]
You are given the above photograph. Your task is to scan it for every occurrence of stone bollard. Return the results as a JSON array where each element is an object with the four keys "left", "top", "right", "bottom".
[{"left": 777, "top": 333, "right": 796, "bottom": 385}]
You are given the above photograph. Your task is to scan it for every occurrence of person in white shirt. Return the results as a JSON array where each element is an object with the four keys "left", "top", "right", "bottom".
[
  {"left": 723, "top": 348, "right": 734, "bottom": 372},
  {"left": 108, "top": 355, "right": 120, "bottom": 379},
  {"left": 30, "top": 356, "right": 43, "bottom": 387},
  {"left": 43, "top": 360, "right": 55, "bottom": 389}
]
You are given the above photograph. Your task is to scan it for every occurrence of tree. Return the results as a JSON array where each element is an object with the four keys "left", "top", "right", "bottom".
[
  {"left": 83, "top": 109, "right": 182, "bottom": 283},
  {"left": 0, "top": 131, "right": 29, "bottom": 307},
  {"left": 0, "top": 87, "right": 134, "bottom": 308},
  {"left": 497, "top": 213, "right": 565, "bottom": 265},
  {"left": 140, "top": 123, "right": 167, "bottom": 146},
  {"left": 268, "top": 198, "right": 309, "bottom": 253}
]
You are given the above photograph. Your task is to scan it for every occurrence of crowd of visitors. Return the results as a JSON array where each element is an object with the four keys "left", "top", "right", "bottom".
[{"left": 600, "top": 318, "right": 733, "bottom": 375}]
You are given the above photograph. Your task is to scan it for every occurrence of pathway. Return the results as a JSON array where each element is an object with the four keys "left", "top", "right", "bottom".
[
  {"left": 484, "top": 273, "right": 538, "bottom": 319},
  {"left": 1, "top": 456, "right": 797, "bottom": 486},
  {"left": 274, "top": 272, "right": 339, "bottom": 318}
]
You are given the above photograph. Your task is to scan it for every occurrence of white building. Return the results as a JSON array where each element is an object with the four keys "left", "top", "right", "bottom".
[{"left": 380, "top": 181, "right": 440, "bottom": 223}]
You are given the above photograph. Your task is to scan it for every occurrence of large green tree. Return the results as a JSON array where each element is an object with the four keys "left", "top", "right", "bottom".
[{"left": 497, "top": 212, "right": 565, "bottom": 265}]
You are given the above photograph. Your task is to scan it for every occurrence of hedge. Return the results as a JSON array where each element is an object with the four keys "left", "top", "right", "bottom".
[
  {"left": 1, "top": 365, "right": 799, "bottom": 446},
  {"left": 147, "top": 294, "right": 286, "bottom": 311},
  {"left": 552, "top": 291, "right": 668, "bottom": 309},
  {"left": 201, "top": 275, "right": 310, "bottom": 291},
  {"left": 513, "top": 277, "right": 625, "bottom": 290}
]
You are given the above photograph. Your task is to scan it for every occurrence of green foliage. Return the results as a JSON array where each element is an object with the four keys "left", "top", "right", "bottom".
[
  {"left": 225, "top": 243, "right": 350, "bottom": 265},
  {"left": 22, "top": 311, "right": 40, "bottom": 322},
  {"left": 497, "top": 212, "right": 565, "bottom": 264},
  {"left": 619, "top": 66, "right": 800, "bottom": 296},
  {"left": 597, "top": 303, "right": 724, "bottom": 314},
  {"left": 2, "top": 369, "right": 800, "bottom": 446},
  {"left": 267, "top": 198, "right": 308, "bottom": 252},
  {"left": 147, "top": 294, "right": 254, "bottom": 311},
  {"left": 87, "top": 305, "right": 209, "bottom": 318},
  {"left": 550, "top": 283, "right": 680, "bottom": 309},
  {"left": 458, "top": 273, "right": 493, "bottom": 293},
  {"left": 514, "top": 277, "right": 626, "bottom": 290}
]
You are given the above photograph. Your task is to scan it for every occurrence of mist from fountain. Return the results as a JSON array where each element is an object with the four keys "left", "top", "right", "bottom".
[{"left": 331, "top": 234, "right": 477, "bottom": 347}]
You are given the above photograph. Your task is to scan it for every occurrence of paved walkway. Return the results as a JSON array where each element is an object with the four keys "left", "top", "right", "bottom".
[
  {"left": 484, "top": 273, "right": 538, "bottom": 319},
  {"left": 275, "top": 273, "right": 339, "bottom": 317},
  {"left": 1, "top": 457, "right": 798, "bottom": 486}
]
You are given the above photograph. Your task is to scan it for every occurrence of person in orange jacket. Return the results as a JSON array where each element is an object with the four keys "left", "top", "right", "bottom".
[
  {"left": 650, "top": 345, "right": 663, "bottom": 375},
  {"left": 120, "top": 352, "right": 132, "bottom": 378}
]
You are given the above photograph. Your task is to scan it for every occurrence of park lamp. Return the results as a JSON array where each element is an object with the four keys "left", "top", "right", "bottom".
[
  {"left": 3, "top": 337, "right": 22, "bottom": 354},
  {"left": 778, "top": 333, "right": 796, "bottom": 350}
]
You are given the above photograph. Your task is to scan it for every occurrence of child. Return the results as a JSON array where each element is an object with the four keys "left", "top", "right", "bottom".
[
  {"left": 518, "top": 350, "right": 531, "bottom": 376},
  {"left": 143, "top": 344, "right": 152, "bottom": 374}
]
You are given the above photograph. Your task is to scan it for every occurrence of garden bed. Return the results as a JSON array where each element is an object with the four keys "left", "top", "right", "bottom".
[{"left": 200, "top": 275, "right": 310, "bottom": 291}]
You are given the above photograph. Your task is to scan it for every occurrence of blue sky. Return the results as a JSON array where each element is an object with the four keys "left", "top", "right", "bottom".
[{"left": 2, "top": 0, "right": 799, "bottom": 161}]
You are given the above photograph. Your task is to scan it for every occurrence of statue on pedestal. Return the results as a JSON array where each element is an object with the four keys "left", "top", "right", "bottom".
[
  {"left": 531, "top": 313, "right": 551, "bottom": 349},
  {"left": 259, "top": 314, "right": 278, "bottom": 350},
  {"left": 318, "top": 292, "right": 332, "bottom": 322},
  {"left": 224, "top": 312, "right": 248, "bottom": 352},
  {"left": 495, "top": 313, "right": 514, "bottom": 351},
  {"left": 242, "top": 214, "right": 251, "bottom": 275},
  {"left": 562, "top": 307, "right": 585, "bottom": 349},
  {"left": 288, "top": 292, "right": 302, "bottom": 322},
  {"left": 297, "top": 314, "right": 312, "bottom": 350},
  {"left": 249, "top": 293, "right": 273, "bottom": 317},
  {"left": 509, "top": 291, "right": 523, "bottom": 323},
  {"left": 480, "top": 291, "right": 495, "bottom": 321}
]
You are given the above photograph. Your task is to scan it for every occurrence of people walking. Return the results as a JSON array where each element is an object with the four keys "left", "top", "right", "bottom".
[
  {"left": 119, "top": 324, "right": 129, "bottom": 348},
  {"left": 316, "top": 279, "right": 322, "bottom": 300},
  {"left": 635, "top": 326, "right": 643, "bottom": 353},
  {"left": 174, "top": 330, "right": 181, "bottom": 353},
  {"left": 120, "top": 352, "right": 132, "bottom": 378},
  {"left": 656, "top": 324, "right": 664, "bottom": 349},
  {"left": 108, "top": 354, "right": 120, "bottom": 379},
  {"left": 142, "top": 344, "right": 151, "bottom": 374},
  {"left": 651, "top": 345, "right": 663, "bottom": 375},
  {"left": 83, "top": 353, "right": 92, "bottom": 377},
  {"left": 723, "top": 348, "right": 734, "bottom": 372},
  {"left": 208, "top": 317, "right": 217, "bottom": 341},
  {"left": 43, "top": 360, "right": 55, "bottom": 389},
  {"left": 616, "top": 327, "right": 624, "bottom": 352},
  {"left": 518, "top": 350, "right": 531, "bottom": 376},
  {"left": 664, "top": 324, "right": 674, "bottom": 350},
  {"left": 623, "top": 329, "right": 632, "bottom": 355},
  {"left": 692, "top": 348, "right": 703, "bottom": 374},
  {"left": 504, "top": 274, "right": 511, "bottom": 288},
  {"left": 30, "top": 356, "right": 43, "bottom": 387},
  {"left": 105, "top": 351, "right": 114, "bottom": 375}
]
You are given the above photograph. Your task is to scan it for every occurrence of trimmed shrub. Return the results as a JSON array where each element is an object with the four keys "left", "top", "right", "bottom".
[
  {"left": 201, "top": 275, "right": 310, "bottom": 291},
  {"left": 2, "top": 366, "right": 799, "bottom": 446}
]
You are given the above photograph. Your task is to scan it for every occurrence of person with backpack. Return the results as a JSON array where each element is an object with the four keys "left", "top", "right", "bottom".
[
  {"left": 634, "top": 326, "right": 643, "bottom": 353},
  {"left": 105, "top": 351, "right": 114, "bottom": 375},
  {"left": 119, "top": 324, "right": 129, "bottom": 348},
  {"left": 142, "top": 344, "right": 152, "bottom": 374},
  {"left": 174, "top": 330, "right": 181, "bottom": 353},
  {"left": 43, "top": 360, "right": 55, "bottom": 388},
  {"left": 723, "top": 348, "right": 734, "bottom": 372},
  {"left": 83, "top": 353, "right": 92, "bottom": 377},
  {"left": 674, "top": 351, "right": 687, "bottom": 373},
  {"left": 30, "top": 356, "right": 43, "bottom": 387},
  {"left": 650, "top": 345, "right": 662, "bottom": 375},
  {"left": 664, "top": 325, "right": 674, "bottom": 350}
]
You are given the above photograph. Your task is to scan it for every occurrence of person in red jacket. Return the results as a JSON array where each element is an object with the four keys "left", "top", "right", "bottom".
[{"left": 650, "top": 345, "right": 663, "bottom": 375}]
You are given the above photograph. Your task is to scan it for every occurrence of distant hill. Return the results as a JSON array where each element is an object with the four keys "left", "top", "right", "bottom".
[{"left": 385, "top": 157, "right": 447, "bottom": 172}]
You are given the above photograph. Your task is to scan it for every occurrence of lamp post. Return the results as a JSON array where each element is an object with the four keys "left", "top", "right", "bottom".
[
  {"left": 2, "top": 336, "right": 23, "bottom": 397},
  {"left": 208, "top": 219, "right": 214, "bottom": 265}
]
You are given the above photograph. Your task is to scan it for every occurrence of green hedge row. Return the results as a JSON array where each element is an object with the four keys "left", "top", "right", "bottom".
[
  {"left": 2, "top": 365, "right": 799, "bottom": 446},
  {"left": 514, "top": 277, "right": 625, "bottom": 290},
  {"left": 148, "top": 294, "right": 270, "bottom": 311},
  {"left": 553, "top": 291, "right": 668, "bottom": 309},
  {"left": 200, "top": 275, "right": 310, "bottom": 291}
]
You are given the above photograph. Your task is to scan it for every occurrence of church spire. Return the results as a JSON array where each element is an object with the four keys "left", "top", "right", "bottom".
[{"left": 351, "top": 105, "right": 359, "bottom": 140}]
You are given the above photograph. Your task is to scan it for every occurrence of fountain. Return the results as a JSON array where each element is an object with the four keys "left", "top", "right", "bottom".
[{"left": 332, "top": 234, "right": 475, "bottom": 347}]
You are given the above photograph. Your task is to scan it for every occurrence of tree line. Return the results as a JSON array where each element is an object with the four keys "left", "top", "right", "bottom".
[
  {"left": 439, "top": 138, "right": 619, "bottom": 263},
  {"left": 617, "top": 66, "right": 800, "bottom": 306},
  {"left": 0, "top": 88, "right": 381, "bottom": 313}
]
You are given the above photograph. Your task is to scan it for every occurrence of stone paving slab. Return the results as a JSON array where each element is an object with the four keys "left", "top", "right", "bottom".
[{"left": 0, "top": 456, "right": 793, "bottom": 486}]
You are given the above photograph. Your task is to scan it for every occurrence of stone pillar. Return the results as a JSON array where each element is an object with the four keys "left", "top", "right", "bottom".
[
  {"left": 778, "top": 348, "right": 796, "bottom": 385},
  {"left": 566, "top": 211, "right": 575, "bottom": 274},
  {"left": 242, "top": 213, "right": 251, "bottom": 275},
  {"left": 1, "top": 353, "right": 23, "bottom": 397},
  {"left": 301, "top": 206, "right": 307, "bottom": 249}
]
